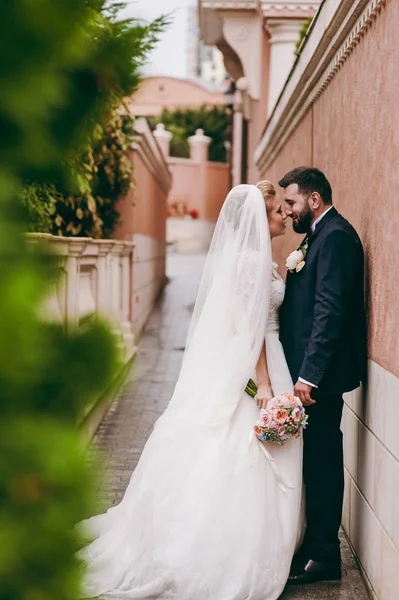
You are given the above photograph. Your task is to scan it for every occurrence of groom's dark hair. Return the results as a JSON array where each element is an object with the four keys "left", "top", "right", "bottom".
[{"left": 278, "top": 167, "right": 332, "bottom": 205}]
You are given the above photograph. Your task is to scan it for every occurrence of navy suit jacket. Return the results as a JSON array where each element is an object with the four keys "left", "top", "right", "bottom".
[{"left": 279, "top": 207, "right": 367, "bottom": 396}]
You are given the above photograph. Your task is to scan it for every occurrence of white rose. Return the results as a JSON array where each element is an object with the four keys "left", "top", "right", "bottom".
[
  {"left": 296, "top": 260, "right": 306, "bottom": 273},
  {"left": 286, "top": 249, "right": 303, "bottom": 271}
]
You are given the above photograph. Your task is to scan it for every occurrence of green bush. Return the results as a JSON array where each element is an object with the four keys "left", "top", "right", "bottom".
[
  {"left": 19, "top": 184, "right": 59, "bottom": 234},
  {"left": 0, "top": 2, "right": 165, "bottom": 599},
  {"left": 50, "top": 112, "right": 135, "bottom": 238},
  {"left": 152, "top": 105, "right": 232, "bottom": 163},
  {"left": 18, "top": 3, "right": 167, "bottom": 238}
]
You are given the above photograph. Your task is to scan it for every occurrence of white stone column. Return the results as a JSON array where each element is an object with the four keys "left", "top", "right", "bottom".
[
  {"left": 154, "top": 123, "right": 173, "bottom": 160},
  {"left": 27, "top": 235, "right": 66, "bottom": 324},
  {"left": 188, "top": 129, "right": 212, "bottom": 220},
  {"left": 110, "top": 242, "right": 124, "bottom": 327},
  {"left": 188, "top": 128, "right": 211, "bottom": 162},
  {"left": 232, "top": 84, "right": 244, "bottom": 186},
  {"left": 266, "top": 19, "right": 307, "bottom": 116},
  {"left": 65, "top": 239, "right": 88, "bottom": 332},
  {"left": 96, "top": 240, "right": 115, "bottom": 318},
  {"left": 120, "top": 242, "right": 135, "bottom": 359}
]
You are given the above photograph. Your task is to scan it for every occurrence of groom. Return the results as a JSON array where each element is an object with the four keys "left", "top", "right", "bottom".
[{"left": 278, "top": 167, "right": 366, "bottom": 584}]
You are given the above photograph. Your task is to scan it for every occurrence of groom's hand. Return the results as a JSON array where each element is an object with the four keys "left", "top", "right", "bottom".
[{"left": 294, "top": 381, "right": 316, "bottom": 406}]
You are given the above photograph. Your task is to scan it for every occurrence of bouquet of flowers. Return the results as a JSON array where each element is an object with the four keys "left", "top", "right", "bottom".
[{"left": 245, "top": 379, "right": 308, "bottom": 445}]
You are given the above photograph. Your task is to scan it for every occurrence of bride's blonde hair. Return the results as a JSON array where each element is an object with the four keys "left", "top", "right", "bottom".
[{"left": 256, "top": 180, "right": 276, "bottom": 214}]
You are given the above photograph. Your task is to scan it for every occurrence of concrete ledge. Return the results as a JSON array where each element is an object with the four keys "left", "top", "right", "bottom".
[{"left": 79, "top": 353, "right": 136, "bottom": 445}]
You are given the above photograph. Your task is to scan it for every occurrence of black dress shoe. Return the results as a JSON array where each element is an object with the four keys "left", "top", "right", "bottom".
[
  {"left": 287, "top": 559, "right": 342, "bottom": 585},
  {"left": 289, "top": 551, "right": 309, "bottom": 577}
]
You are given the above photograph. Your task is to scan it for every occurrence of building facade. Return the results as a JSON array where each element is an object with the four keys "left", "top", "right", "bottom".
[
  {"left": 199, "top": 0, "right": 319, "bottom": 185},
  {"left": 199, "top": 1, "right": 399, "bottom": 598},
  {"left": 187, "top": 2, "right": 227, "bottom": 85},
  {"left": 127, "top": 76, "right": 226, "bottom": 118}
]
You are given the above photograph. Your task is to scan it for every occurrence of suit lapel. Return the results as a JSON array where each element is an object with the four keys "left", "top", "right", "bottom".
[
  {"left": 307, "top": 206, "right": 338, "bottom": 243},
  {"left": 286, "top": 208, "right": 338, "bottom": 285}
]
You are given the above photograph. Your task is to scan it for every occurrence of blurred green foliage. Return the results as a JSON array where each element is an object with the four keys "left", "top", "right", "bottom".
[
  {"left": 21, "top": 113, "right": 136, "bottom": 238},
  {"left": 151, "top": 105, "right": 232, "bottom": 163},
  {"left": 17, "top": 1, "right": 166, "bottom": 238},
  {"left": 0, "top": 1, "right": 166, "bottom": 599},
  {"left": 20, "top": 183, "right": 59, "bottom": 233},
  {"left": 295, "top": 16, "right": 313, "bottom": 56}
]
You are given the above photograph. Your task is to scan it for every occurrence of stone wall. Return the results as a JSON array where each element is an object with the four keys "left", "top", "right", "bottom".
[
  {"left": 114, "top": 118, "right": 172, "bottom": 338},
  {"left": 255, "top": 1, "right": 399, "bottom": 597}
]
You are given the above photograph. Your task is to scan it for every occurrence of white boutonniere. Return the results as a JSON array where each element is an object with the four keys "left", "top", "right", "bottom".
[{"left": 286, "top": 240, "right": 309, "bottom": 274}]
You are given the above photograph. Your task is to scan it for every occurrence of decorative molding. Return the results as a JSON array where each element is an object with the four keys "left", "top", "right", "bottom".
[
  {"left": 222, "top": 13, "right": 263, "bottom": 99},
  {"left": 266, "top": 18, "right": 308, "bottom": 115},
  {"left": 266, "top": 18, "right": 307, "bottom": 42},
  {"left": 202, "top": 0, "right": 319, "bottom": 8},
  {"left": 201, "top": 1, "right": 257, "bottom": 9},
  {"left": 261, "top": 1, "right": 320, "bottom": 10},
  {"left": 231, "top": 23, "right": 251, "bottom": 41},
  {"left": 255, "top": 0, "right": 387, "bottom": 172},
  {"left": 131, "top": 118, "right": 173, "bottom": 196}
]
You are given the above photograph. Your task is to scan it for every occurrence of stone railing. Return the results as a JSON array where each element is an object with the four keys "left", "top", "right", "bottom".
[{"left": 27, "top": 234, "right": 136, "bottom": 362}]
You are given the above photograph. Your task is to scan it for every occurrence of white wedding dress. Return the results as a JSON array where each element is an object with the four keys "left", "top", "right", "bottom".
[{"left": 79, "top": 186, "right": 303, "bottom": 600}]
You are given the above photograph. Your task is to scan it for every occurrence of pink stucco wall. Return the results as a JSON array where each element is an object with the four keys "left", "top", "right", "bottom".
[
  {"left": 262, "top": 110, "right": 313, "bottom": 274},
  {"left": 127, "top": 76, "right": 226, "bottom": 118},
  {"left": 311, "top": 3, "right": 399, "bottom": 377},
  {"left": 205, "top": 162, "right": 230, "bottom": 222},
  {"left": 168, "top": 158, "right": 200, "bottom": 212},
  {"left": 114, "top": 147, "right": 169, "bottom": 337},
  {"left": 259, "top": 3, "right": 399, "bottom": 377},
  {"left": 131, "top": 153, "right": 167, "bottom": 241},
  {"left": 115, "top": 151, "right": 167, "bottom": 243},
  {"left": 168, "top": 157, "right": 229, "bottom": 223}
]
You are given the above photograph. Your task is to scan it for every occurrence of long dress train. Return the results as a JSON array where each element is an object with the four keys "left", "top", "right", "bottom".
[{"left": 79, "top": 262, "right": 303, "bottom": 600}]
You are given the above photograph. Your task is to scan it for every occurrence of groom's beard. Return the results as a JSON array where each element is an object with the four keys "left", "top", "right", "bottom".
[{"left": 292, "top": 208, "right": 313, "bottom": 234}]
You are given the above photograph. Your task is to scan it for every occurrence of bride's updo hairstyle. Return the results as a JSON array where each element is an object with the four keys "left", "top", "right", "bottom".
[{"left": 256, "top": 180, "right": 276, "bottom": 215}]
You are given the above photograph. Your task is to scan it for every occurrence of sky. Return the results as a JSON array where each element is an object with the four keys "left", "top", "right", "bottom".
[{"left": 121, "top": 0, "right": 195, "bottom": 79}]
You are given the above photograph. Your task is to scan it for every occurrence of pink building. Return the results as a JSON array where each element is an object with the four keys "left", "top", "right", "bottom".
[
  {"left": 200, "top": 1, "right": 399, "bottom": 597},
  {"left": 126, "top": 76, "right": 226, "bottom": 117},
  {"left": 154, "top": 123, "right": 230, "bottom": 253},
  {"left": 114, "top": 118, "right": 172, "bottom": 335},
  {"left": 123, "top": 76, "right": 232, "bottom": 254},
  {"left": 199, "top": 0, "right": 319, "bottom": 186}
]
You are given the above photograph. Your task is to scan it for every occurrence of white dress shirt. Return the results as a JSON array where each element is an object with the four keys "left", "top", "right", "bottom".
[{"left": 298, "top": 205, "right": 334, "bottom": 389}]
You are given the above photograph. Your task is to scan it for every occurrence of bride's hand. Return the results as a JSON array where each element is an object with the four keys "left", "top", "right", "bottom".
[{"left": 255, "top": 383, "right": 274, "bottom": 410}]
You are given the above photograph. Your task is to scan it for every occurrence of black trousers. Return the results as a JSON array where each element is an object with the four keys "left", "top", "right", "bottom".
[{"left": 301, "top": 393, "right": 344, "bottom": 563}]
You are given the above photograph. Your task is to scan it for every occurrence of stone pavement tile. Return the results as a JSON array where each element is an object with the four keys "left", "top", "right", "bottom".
[{"left": 91, "top": 252, "right": 370, "bottom": 600}]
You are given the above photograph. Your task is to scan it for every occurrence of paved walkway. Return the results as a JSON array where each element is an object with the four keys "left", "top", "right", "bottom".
[{"left": 90, "top": 253, "right": 369, "bottom": 600}]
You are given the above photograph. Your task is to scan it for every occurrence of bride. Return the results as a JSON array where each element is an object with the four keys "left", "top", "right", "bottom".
[{"left": 79, "top": 182, "right": 304, "bottom": 600}]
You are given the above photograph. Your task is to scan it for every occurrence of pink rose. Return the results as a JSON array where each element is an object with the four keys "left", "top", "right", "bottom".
[
  {"left": 292, "top": 407, "right": 302, "bottom": 423},
  {"left": 269, "top": 397, "right": 280, "bottom": 409},
  {"left": 280, "top": 393, "right": 296, "bottom": 409},
  {"left": 294, "top": 395, "right": 303, "bottom": 408},
  {"left": 269, "top": 419, "right": 280, "bottom": 430},
  {"left": 260, "top": 411, "right": 272, "bottom": 427},
  {"left": 272, "top": 407, "right": 288, "bottom": 424},
  {"left": 278, "top": 425, "right": 286, "bottom": 437}
]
